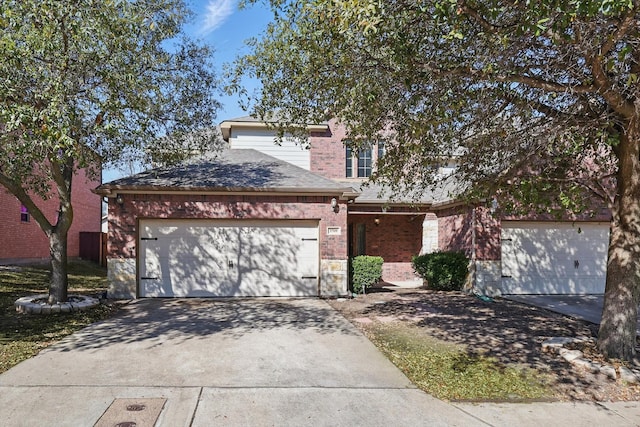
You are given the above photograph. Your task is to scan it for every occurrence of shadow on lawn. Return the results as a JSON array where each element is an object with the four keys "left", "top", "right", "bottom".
[{"left": 359, "top": 290, "right": 606, "bottom": 396}]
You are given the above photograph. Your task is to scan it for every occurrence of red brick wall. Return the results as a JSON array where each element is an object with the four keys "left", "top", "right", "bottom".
[
  {"left": 437, "top": 206, "right": 502, "bottom": 261},
  {"left": 0, "top": 168, "right": 101, "bottom": 261},
  {"left": 349, "top": 213, "right": 424, "bottom": 282},
  {"left": 475, "top": 207, "right": 501, "bottom": 261},
  {"left": 107, "top": 193, "right": 348, "bottom": 261},
  {"left": 437, "top": 206, "right": 473, "bottom": 258},
  {"left": 309, "top": 119, "right": 348, "bottom": 179}
]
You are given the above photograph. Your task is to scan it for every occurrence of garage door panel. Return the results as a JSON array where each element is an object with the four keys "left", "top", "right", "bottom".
[
  {"left": 139, "top": 219, "right": 319, "bottom": 297},
  {"left": 500, "top": 222, "right": 608, "bottom": 295}
]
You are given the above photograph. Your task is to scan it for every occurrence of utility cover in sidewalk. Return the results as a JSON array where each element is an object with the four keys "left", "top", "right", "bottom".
[{"left": 94, "top": 398, "right": 166, "bottom": 427}]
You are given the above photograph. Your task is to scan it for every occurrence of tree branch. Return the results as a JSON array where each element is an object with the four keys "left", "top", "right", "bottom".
[
  {"left": 590, "top": 55, "right": 636, "bottom": 119},
  {"left": 456, "top": 1, "right": 498, "bottom": 34},
  {"left": 599, "top": 6, "right": 638, "bottom": 57},
  {"left": 0, "top": 173, "right": 53, "bottom": 235},
  {"left": 431, "top": 64, "right": 597, "bottom": 94}
]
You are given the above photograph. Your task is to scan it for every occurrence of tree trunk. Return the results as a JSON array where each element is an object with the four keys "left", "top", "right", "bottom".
[
  {"left": 598, "top": 116, "right": 640, "bottom": 361},
  {"left": 46, "top": 158, "right": 75, "bottom": 305},
  {"left": 48, "top": 228, "right": 69, "bottom": 304}
]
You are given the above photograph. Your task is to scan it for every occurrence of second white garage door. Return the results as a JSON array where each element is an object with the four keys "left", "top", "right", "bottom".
[
  {"left": 500, "top": 222, "right": 609, "bottom": 294},
  {"left": 139, "top": 219, "right": 319, "bottom": 297}
]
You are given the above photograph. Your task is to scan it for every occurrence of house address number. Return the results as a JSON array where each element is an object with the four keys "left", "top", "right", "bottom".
[{"left": 326, "top": 226, "right": 341, "bottom": 236}]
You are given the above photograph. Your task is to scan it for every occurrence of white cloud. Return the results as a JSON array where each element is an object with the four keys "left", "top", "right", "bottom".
[{"left": 201, "top": 0, "right": 236, "bottom": 34}]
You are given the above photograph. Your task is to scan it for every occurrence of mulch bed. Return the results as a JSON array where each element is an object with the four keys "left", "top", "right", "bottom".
[{"left": 327, "top": 286, "right": 640, "bottom": 401}]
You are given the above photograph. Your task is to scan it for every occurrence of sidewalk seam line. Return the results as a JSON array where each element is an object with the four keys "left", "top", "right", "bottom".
[{"left": 188, "top": 387, "right": 203, "bottom": 427}]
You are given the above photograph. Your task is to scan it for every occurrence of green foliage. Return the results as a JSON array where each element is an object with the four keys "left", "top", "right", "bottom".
[
  {"left": 0, "top": 0, "right": 221, "bottom": 183},
  {"left": 232, "top": 0, "right": 635, "bottom": 215},
  {"left": 351, "top": 255, "right": 383, "bottom": 294},
  {"left": 412, "top": 252, "right": 469, "bottom": 291},
  {"left": 0, "top": 0, "right": 221, "bottom": 302}
]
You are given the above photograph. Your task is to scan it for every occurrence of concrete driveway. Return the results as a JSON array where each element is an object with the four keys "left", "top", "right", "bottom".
[
  {"left": 2, "top": 298, "right": 639, "bottom": 426},
  {"left": 505, "top": 294, "right": 640, "bottom": 335},
  {"left": 0, "top": 298, "right": 471, "bottom": 426}
]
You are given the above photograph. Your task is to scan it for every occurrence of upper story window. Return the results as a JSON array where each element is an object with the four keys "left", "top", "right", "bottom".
[
  {"left": 357, "top": 148, "right": 372, "bottom": 177},
  {"left": 345, "top": 142, "right": 384, "bottom": 178},
  {"left": 20, "top": 205, "right": 29, "bottom": 222}
]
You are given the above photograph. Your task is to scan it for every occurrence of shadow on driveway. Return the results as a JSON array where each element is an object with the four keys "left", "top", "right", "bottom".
[
  {"left": 52, "top": 298, "right": 358, "bottom": 352},
  {"left": 504, "top": 294, "right": 640, "bottom": 335}
]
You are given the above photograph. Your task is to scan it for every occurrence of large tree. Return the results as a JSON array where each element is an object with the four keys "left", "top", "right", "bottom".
[
  {"left": 231, "top": 0, "right": 640, "bottom": 360},
  {"left": 0, "top": 0, "right": 220, "bottom": 304}
]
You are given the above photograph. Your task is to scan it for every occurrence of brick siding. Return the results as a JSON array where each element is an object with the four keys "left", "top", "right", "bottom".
[
  {"left": 108, "top": 193, "right": 348, "bottom": 261},
  {"left": 437, "top": 206, "right": 473, "bottom": 258},
  {"left": 309, "top": 119, "right": 348, "bottom": 179},
  {"left": 436, "top": 206, "right": 501, "bottom": 261},
  {"left": 348, "top": 213, "right": 424, "bottom": 282},
  {"left": 0, "top": 168, "right": 101, "bottom": 261}
]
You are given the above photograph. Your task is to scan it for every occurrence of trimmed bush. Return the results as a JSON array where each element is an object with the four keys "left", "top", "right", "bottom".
[
  {"left": 351, "top": 255, "right": 384, "bottom": 294},
  {"left": 412, "top": 251, "right": 469, "bottom": 291}
]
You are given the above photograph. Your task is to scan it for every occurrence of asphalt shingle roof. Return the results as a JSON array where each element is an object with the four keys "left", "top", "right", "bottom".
[
  {"left": 97, "top": 149, "right": 353, "bottom": 194},
  {"left": 335, "top": 177, "right": 463, "bottom": 205}
]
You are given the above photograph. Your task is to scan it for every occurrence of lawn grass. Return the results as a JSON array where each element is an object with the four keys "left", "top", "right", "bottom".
[
  {"left": 365, "top": 322, "right": 553, "bottom": 401},
  {"left": 0, "top": 260, "right": 118, "bottom": 374}
]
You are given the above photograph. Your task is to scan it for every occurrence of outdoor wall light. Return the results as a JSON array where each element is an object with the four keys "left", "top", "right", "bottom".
[
  {"left": 330, "top": 197, "right": 339, "bottom": 213},
  {"left": 489, "top": 197, "right": 498, "bottom": 214},
  {"left": 115, "top": 194, "right": 124, "bottom": 206},
  {"left": 374, "top": 217, "right": 381, "bottom": 226}
]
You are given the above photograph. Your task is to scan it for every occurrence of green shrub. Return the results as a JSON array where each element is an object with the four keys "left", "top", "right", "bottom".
[
  {"left": 351, "top": 255, "right": 384, "bottom": 294},
  {"left": 412, "top": 251, "right": 469, "bottom": 291}
]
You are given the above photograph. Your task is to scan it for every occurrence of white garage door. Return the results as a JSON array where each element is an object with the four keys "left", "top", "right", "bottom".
[
  {"left": 500, "top": 222, "right": 609, "bottom": 294},
  {"left": 139, "top": 219, "right": 319, "bottom": 297}
]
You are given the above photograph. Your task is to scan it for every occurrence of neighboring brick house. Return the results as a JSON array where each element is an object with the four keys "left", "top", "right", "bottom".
[
  {"left": 97, "top": 116, "right": 611, "bottom": 298},
  {"left": 0, "top": 167, "right": 102, "bottom": 263}
]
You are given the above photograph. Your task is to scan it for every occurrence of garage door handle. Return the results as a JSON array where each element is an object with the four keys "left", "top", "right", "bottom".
[
  {"left": 141, "top": 237, "right": 158, "bottom": 241},
  {"left": 141, "top": 277, "right": 159, "bottom": 280},
  {"left": 302, "top": 238, "right": 318, "bottom": 241},
  {"left": 501, "top": 275, "right": 512, "bottom": 278},
  {"left": 301, "top": 276, "right": 318, "bottom": 279}
]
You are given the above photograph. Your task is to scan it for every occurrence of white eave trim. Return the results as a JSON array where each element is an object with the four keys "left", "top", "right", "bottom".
[
  {"left": 220, "top": 121, "right": 329, "bottom": 140},
  {"left": 94, "top": 187, "right": 358, "bottom": 199}
]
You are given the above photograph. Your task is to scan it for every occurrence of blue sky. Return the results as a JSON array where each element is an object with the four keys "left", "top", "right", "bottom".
[
  {"left": 185, "top": 0, "right": 272, "bottom": 120},
  {"left": 103, "top": 0, "right": 272, "bottom": 182}
]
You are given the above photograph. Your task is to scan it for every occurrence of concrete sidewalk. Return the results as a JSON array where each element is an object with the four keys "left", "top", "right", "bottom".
[{"left": 1, "top": 298, "right": 639, "bottom": 426}]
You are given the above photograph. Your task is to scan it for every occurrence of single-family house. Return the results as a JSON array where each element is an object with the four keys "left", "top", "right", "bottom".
[
  {"left": 0, "top": 167, "right": 102, "bottom": 264},
  {"left": 96, "top": 116, "right": 611, "bottom": 298}
]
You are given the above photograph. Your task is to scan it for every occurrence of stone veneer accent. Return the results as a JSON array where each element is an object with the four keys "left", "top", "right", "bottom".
[
  {"left": 472, "top": 260, "right": 502, "bottom": 297},
  {"left": 107, "top": 258, "right": 137, "bottom": 299},
  {"left": 421, "top": 217, "right": 439, "bottom": 254},
  {"left": 320, "top": 259, "right": 348, "bottom": 296}
]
